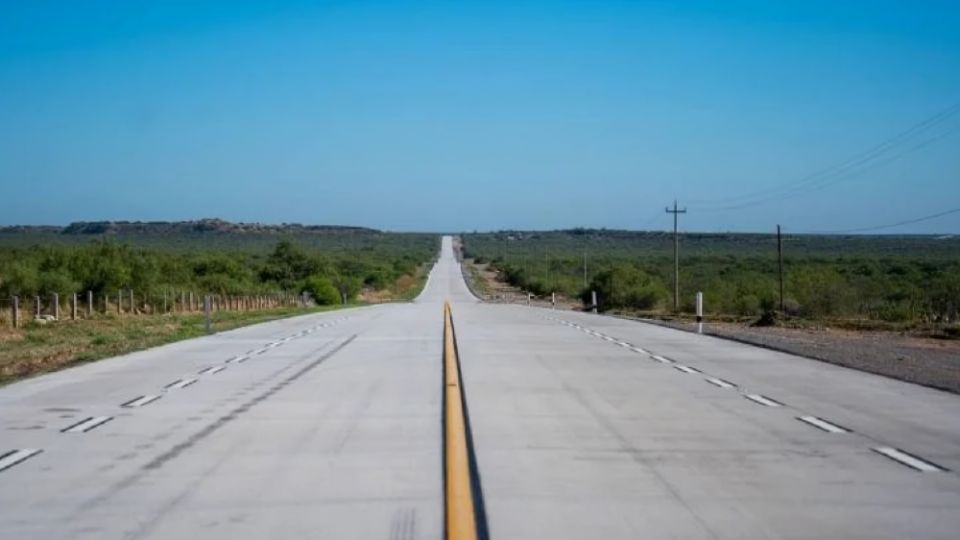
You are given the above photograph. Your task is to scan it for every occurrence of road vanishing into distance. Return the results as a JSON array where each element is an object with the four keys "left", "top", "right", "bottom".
[{"left": 2, "top": 236, "right": 960, "bottom": 539}]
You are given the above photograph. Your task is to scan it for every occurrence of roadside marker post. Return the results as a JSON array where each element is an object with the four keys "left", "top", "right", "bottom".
[
  {"left": 551, "top": 292, "right": 556, "bottom": 309},
  {"left": 12, "top": 296, "right": 19, "bottom": 328},
  {"left": 53, "top": 293, "right": 59, "bottom": 320},
  {"left": 591, "top": 290, "right": 598, "bottom": 314},
  {"left": 696, "top": 291, "right": 704, "bottom": 334}
]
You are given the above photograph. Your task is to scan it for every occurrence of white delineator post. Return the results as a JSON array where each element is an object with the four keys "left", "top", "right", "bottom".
[
  {"left": 591, "top": 290, "right": 598, "bottom": 314},
  {"left": 551, "top": 292, "right": 556, "bottom": 309},
  {"left": 696, "top": 291, "right": 704, "bottom": 334}
]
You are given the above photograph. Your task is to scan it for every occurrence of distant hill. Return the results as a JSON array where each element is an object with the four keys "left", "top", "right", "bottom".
[
  {"left": 0, "top": 219, "right": 378, "bottom": 236},
  {"left": 0, "top": 219, "right": 433, "bottom": 254}
]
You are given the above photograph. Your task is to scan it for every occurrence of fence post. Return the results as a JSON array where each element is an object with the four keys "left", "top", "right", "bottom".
[
  {"left": 12, "top": 296, "right": 19, "bottom": 328},
  {"left": 87, "top": 290, "right": 93, "bottom": 317},
  {"left": 129, "top": 289, "right": 135, "bottom": 314},
  {"left": 696, "top": 291, "right": 704, "bottom": 334},
  {"left": 117, "top": 291, "right": 122, "bottom": 315},
  {"left": 204, "top": 295, "right": 212, "bottom": 333},
  {"left": 72, "top": 293, "right": 78, "bottom": 320},
  {"left": 53, "top": 293, "right": 60, "bottom": 320}
]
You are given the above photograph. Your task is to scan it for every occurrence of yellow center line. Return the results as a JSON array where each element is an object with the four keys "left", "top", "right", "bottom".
[{"left": 444, "top": 301, "right": 478, "bottom": 540}]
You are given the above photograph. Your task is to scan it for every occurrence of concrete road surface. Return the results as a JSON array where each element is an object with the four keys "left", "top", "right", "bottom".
[{"left": 2, "top": 236, "right": 959, "bottom": 539}]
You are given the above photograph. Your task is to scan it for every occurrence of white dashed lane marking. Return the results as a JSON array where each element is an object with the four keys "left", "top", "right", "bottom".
[
  {"left": 122, "top": 395, "right": 162, "bottom": 408},
  {"left": 61, "top": 416, "right": 114, "bottom": 433},
  {"left": 745, "top": 394, "right": 783, "bottom": 407},
  {"left": 705, "top": 377, "right": 736, "bottom": 389},
  {"left": 797, "top": 415, "right": 850, "bottom": 433},
  {"left": 0, "top": 449, "right": 42, "bottom": 472},
  {"left": 165, "top": 378, "right": 198, "bottom": 390},
  {"left": 199, "top": 365, "right": 226, "bottom": 375},
  {"left": 872, "top": 447, "right": 946, "bottom": 472}
]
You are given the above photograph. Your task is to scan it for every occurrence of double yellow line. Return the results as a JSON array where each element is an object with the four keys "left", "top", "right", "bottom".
[{"left": 444, "top": 301, "right": 480, "bottom": 540}]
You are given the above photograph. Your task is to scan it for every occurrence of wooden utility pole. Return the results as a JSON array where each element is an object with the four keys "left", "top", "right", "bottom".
[
  {"left": 777, "top": 224, "right": 785, "bottom": 312},
  {"left": 665, "top": 200, "right": 687, "bottom": 311},
  {"left": 582, "top": 251, "right": 587, "bottom": 289}
]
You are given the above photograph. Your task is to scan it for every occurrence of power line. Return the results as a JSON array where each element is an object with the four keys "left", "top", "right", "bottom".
[
  {"left": 802, "top": 206, "right": 960, "bottom": 234},
  {"left": 689, "top": 101, "right": 960, "bottom": 211}
]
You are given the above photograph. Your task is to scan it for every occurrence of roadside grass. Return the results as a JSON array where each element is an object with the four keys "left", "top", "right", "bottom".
[
  {"left": 465, "top": 260, "right": 491, "bottom": 297},
  {"left": 0, "top": 306, "right": 346, "bottom": 386},
  {"left": 395, "top": 264, "right": 430, "bottom": 301}
]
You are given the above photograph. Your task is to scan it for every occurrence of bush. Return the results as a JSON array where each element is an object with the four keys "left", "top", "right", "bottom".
[
  {"left": 303, "top": 275, "right": 341, "bottom": 305},
  {"left": 586, "top": 265, "right": 667, "bottom": 311}
]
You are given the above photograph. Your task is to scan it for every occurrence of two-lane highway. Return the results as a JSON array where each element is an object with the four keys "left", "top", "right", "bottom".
[{"left": 2, "top": 236, "right": 959, "bottom": 538}]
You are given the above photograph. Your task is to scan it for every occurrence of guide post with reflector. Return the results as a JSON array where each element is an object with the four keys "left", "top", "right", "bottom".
[{"left": 696, "top": 291, "right": 704, "bottom": 334}]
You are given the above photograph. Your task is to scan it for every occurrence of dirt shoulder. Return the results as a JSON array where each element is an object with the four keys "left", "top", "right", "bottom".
[{"left": 0, "top": 306, "right": 347, "bottom": 386}]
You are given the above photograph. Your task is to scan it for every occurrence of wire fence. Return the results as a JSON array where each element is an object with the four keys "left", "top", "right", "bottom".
[{"left": 0, "top": 290, "right": 311, "bottom": 328}]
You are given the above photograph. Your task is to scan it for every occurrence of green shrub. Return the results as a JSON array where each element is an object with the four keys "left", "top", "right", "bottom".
[
  {"left": 304, "top": 275, "right": 341, "bottom": 305},
  {"left": 586, "top": 265, "right": 667, "bottom": 311}
]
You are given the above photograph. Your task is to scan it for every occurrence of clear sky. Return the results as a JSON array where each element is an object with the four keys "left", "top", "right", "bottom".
[{"left": 1, "top": 1, "right": 958, "bottom": 233}]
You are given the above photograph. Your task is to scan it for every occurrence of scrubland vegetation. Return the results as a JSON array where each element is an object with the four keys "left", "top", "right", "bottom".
[
  {"left": 0, "top": 222, "right": 438, "bottom": 311},
  {"left": 0, "top": 222, "right": 438, "bottom": 382},
  {"left": 462, "top": 229, "right": 960, "bottom": 325}
]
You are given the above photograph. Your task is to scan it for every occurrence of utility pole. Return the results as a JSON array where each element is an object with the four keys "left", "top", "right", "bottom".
[
  {"left": 777, "top": 224, "right": 785, "bottom": 312},
  {"left": 582, "top": 250, "right": 587, "bottom": 289},
  {"left": 665, "top": 200, "right": 687, "bottom": 311}
]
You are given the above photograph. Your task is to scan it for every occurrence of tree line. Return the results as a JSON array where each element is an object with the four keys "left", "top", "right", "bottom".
[
  {"left": 463, "top": 231, "right": 960, "bottom": 323},
  {"left": 0, "top": 237, "right": 438, "bottom": 308}
]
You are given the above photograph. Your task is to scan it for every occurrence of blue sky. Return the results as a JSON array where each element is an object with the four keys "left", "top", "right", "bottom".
[{"left": 1, "top": 1, "right": 958, "bottom": 233}]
